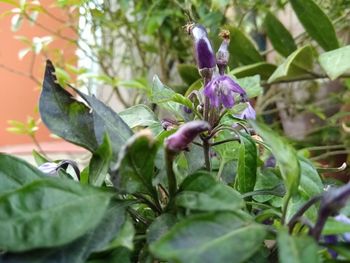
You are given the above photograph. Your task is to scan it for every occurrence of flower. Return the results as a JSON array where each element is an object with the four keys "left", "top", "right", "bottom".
[
  {"left": 236, "top": 102, "right": 256, "bottom": 120},
  {"left": 204, "top": 75, "right": 246, "bottom": 109},
  {"left": 165, "top": 120, "right": 210, "bottom": 153},
  {"left": 190, "top": 25, "right": 216, "bottom": 70},
  {"left": 216, "top": 30, "right": 230, "bottom": 75},
  {"left": 38, "top": 162, "right": 59, "bottom": 175}
]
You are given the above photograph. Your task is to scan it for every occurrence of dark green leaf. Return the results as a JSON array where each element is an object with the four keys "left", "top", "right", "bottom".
[
  {"left": 147, "top": 213, "right": 177, "bottom": 243},
  {"left": 87, "top": 247, "right": 131, "bottom": 263},
  {"left": 319, "top": 45, "right": 350, "bottom": 80},
  {"left": 249, "top": 121, "right": 300, "bottom": 196},
  {"left": 0, "top": 177, "right": 112, "bottom": 252},
  {"left": 176, "top": 172, "right": 244, "bottom": 212},
  {"left": 264, "top": 12, "right": 297, "bottom": 57},
  {"left": 89, "top": 133, "right": 113, "bottom": 186},
  {"left": 290, "top": 0, "right": 339, "bottom": 51},
  {"left": 277, "top": 229, "right": 321, "bottom": 263},
  {"left": 0, "top": 153, "right": 43, "bottom": 195},
  {"left": 230, "top": 62, "right": 277, "bottom": 80},
  {"left": 73, "top": 88, "right": 133, "bottom": 159},
  {"left": 236, "top": 134, "right": 257, "bottom": 194},
  {"left": 268, "top": 45, "right": 314, "bottom": 83},
  {"left": 177, "top": 64, "right": 201, "bottom": 85},
  {"left": 111, "top": 130, "right": 159, "bottom": 197},
  {"left": 228, "top": 27, "right": 264, "bottom": 67},
  {"left": 39, "top": 60, "right": 98, "bottom": 151},
  {"left": 150, "top": 212, "right": 266, "bottom": 263}
]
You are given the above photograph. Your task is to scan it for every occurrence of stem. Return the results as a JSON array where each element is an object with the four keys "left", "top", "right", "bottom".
[
  {"left": 202, "top": 138, "right": 211, "bottom": 171},
  {"left": 281, "top": 192, "right": 292, "bottom": 225},
  {"left": 165, "top": 148, "right": 177, "bottom": 209},
  {"left": 216, "top": 160, "right": 225, "bottom": 180}
]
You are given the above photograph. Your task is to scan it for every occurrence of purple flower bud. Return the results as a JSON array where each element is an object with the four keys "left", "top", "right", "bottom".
[
  {"left": 165, "top": 121, "right": 210, "bottom": 153},
  {"left": 264, "top": 155, "right": 276, "bottom": 168},
  {"left": 161, "top": 118, "right": 178, "bottom": 131},
  {"left": 236, "top": 102, "right": 256, "bottom": 120},
  {"left": 216, "top": 30, "right": 230, "bottom": 75},
  {"left": 191, "top": 25, "right": 216, "bottom": 70},
  {"left": 182, "top": 106, "right": 193, "bottom": 114},
  {"left": 204, "top": 75, "right": 246, "bottom": 109},
  {"left": 323, "top": 235, "right": 338, "bottom": 258}
]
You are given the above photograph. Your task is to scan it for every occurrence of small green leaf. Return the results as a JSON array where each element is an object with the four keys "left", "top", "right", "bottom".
[
  {"left": 230, "top": 62, "right": 277, "bottom": 80},
  {"left": 39, "top": 60, "right": 98, "bottom": 152},
  {"left": 264, "top": 12, "right": 297, "bottom": 57},
  {"left": 319, "top": 45, "right": 350, "bottom": 80},
  {"left": 89, "top": 133, "right": 112, "bottom": 186},
  {"left": 236, "top": 134, "right": 257, "bottom": 195},
  {"left": 290, "top": 0, "right": 339, "bottom": 51},
  {"left": 177, "top": 64, "right": 200, "bottom": 85},
  {"left": 111, "top": 130, "right": 159, "bottom": 197},
  {"left": 119, "top": 104, "right": 159, "bottom": 129},
  {"left": 228, "top": 27, "right": 264, "bottom": 67},
  {"left": 268, "top": 45, "right": 314, "bottom": 83},
  {"left": 0, "top": 177, "right": 112, "bottom": 252},
  {"left": 176, "top": 172, "right": 244, "bottom": 212},
  {"left": 150, "top": 75, "right": 176, "bottom": 103},
  {"left": 32, "top": 150, "right": 49, "bottom": 165},
  {"left": 277, "top": 229, "right": 321, "bottom": 263},
  {"left": 235, "top": 75, "right": 263, "bottom": 99},
  {"left": 150, "top": 212, "right": 266, "bottom": 263}
]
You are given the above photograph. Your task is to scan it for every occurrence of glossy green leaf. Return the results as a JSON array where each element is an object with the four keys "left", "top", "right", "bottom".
[
  {"left": 111, "top": 130, "right": 159, "bottom": 197},
  {"left": 119, "top": 104, "right": 159, "bottom": 129},
  {"left": 0, "top": 153, "right": 43, "bottom": 195},
  {"left": 319, "top": 45, "right": 350, "bottom": 80},
  {"left": 73, "top": 88, "right": 133, "bottom": 159},
  {"left": 268, "top": 45, "right": 314, "bottom": 83},
  {"left": 290, "top": 0, "right": 339, "bottom": 51},
  {"left": 176, "top": 172, "right": 244, "bottom": 211},
  {"left": 39, "top": 60, "right": 98, "bottom": 152},
  {"left": 236, "top": 134, "right": 257, "bottom": 195},
  {"left": 177, "top": 64, "right": 200, "bottom": 85},
  {"left": 89, "top": 133, "right": 112, "bottom": 186},
  {"left": 249, "top": 121, "right": 300, "bottom": 196},
  {"left": 0, "top": 200, "right": 130, "bottom": 263},
  {"left": 230, "top": 62, "right": 277, "bottom": 80},
  {"left": 228, "top": 27, "right": 264, "bottom": 66},
  {"left": 0, "top": 177, "right": 112, "bottom": 252},
  {"left": 87, "top": 247, "right": 131, "bottom": 263},
  {"left": 264, "top": 12, "right": 297, "bottom": 57},
  {"left": 150, "top": 212, "right": 266, "bottom": 263},
  {"left": 277, "top": 229, "right": 321, "bottom": 263}
]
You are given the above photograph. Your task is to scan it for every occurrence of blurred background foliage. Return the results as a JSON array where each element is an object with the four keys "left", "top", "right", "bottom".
[{"left": 1, "top": 0, "right": 350, "bottom": 176}]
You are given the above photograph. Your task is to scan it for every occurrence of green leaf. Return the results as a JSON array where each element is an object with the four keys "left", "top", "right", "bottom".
[
  {"left": 89, "top": 133, "right": 113, "bottom": 186},
  {"left": 177, "top": 64, "right": 200, "bottom": 85},
  {"left": 0, "top": 200, "right": 130, "bottom": 263},
  {"left": 253, "top": 169, "right": 283, "bottom": 203},
  {"left": 184, "top": 79, "right": 202, "bottom": 97},
  {"left": 32, "top": 149, "right": 49, "bottom": 165},
  {"left": 150, "top": 75, "right": 176, "bottom": 103},
  {"left": 298, "top": 157, "right": 323, "bottom": 197},
  {"left": 119, "top": 104, "right": 159, "bottom": 129},
  {"left": 73, "top": 88, "right": 133, "bottom": 159},
  {"left": 322, "top": 217, "right": 350, "bottom": 235},
  {"left": 0, "top": 153, "right": 43, "bottom": 195},
  {"left": 0, "top": 177, "right": 112, "bottom": 252},
  {"left": 228, "top": 27, "right": 264, "bottom": 66},
  {"left": 268, "top": 45, "right": 314, "bottom": 83},
  {"left": 236, "top": 75, "right": 263, "bottom": 98},
  {"left": 249, "top": 121, "right": 300, "bottom": 196},
  {"left": 39, "top": 60, "right": 98, "bottom": 152},
  {"left": 111, "top": 130, "right": 159, "bottom": 197},
  {"left": 230, "top": 62, "right": 277, "bottom": 80},
  {"left": 236, "top": 134, "right": 257, "bottom": 195},
  {"left": 290, "top": 0, "right": 339, "bottom": 51},
  {"left": 264, "top": 12, "right": 297, "bottom": 57},
  {"left": 176, "top": 172, "right": 244, "bottom": 212},
  {"left": 319, "top": 45, "right": 350, "bottom": 80},
  {"left": 277, "top": 229, "right": 321, "bottom": 263},
  {"left": 150, "top": 212, "right": 266, "bottom": 263},
  {"left": 147, "top": 213, "right": 177, "bottom": 243}
]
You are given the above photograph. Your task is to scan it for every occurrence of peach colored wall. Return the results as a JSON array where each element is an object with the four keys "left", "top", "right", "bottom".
[{"left": 0, "top": 2, "right": 76, "bottom": 147}]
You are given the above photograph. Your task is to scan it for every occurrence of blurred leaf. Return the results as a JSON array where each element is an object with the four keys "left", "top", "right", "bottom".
[
  {"left": 119, "top": 104, "right": 159, "bottom": 129},
  {"left": 268, "top": 45, "right": 314, "bottom": 83},
  {"left": 177, "top": 172, "right": 244, "bottom": 211},
  {"left": 264, "top": 12, "right": 297, "bottom": 57},
  {"left": 0, "top": 177, "right": 112, "bottom": 252},
  {"left": 184, "top": 79, "right": 202, "bottom": 97},
  {"left": 319, "top": 45, "right": 350, "bottom": 80},
  {"left": 298, "top": 157, "right": 323, "bottom": 197},
  {"left": 230, "top": 62, "right": 277, "bottom": 80},
  {"left": 11, "top": 13, "right": 23, "bottom": 31},
  {"left": 39, "top": 60, "right": 98, "bottom": 152},
  {"left": 236, "top": 134, "right": 257, "bottom": 195},
  {"left": 111, "top": 131, "right": 158, "bottom": 197},
  {"left": 228, "top": 27, "right": 264, "bottom": 67},
  {"left": 236, "top": 75, "right": 263, "bottom": 98},
  {"left": 322, "top": 217, "right": 350, "bottom": 235},
  {"left": 150, "top": 212, "right": 266, "bottom": 263},
  {"left": 89, "top": 134, "right": 112, "bottom": 187},
  {"left": 147, "top": 213, "right": 177, "bottom": 243},
  {"left": 177, "top": 64, "right": 200, "bottom": 85},
  {"left": 18, "top": 47, "right": 31, "bottom": 60},
  {"left": 32, "top": 150, "right": 49, "bottom": 166},
  {"left": 150, "top": 75, "right": 175, "bottom": 103},
  {"left": 250, "top": 121, "right": 300, "bottom": 197},
  {"left": 277, "top": 229, "right": 321, "bottom": 263},
  {"left": 290, "top": 0, "right": 339, "bottom": 51}
]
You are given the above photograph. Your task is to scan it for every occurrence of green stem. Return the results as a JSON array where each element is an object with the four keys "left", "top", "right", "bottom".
[{"left": 165, "top": 149, "right": 177, "bottom": 209}]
